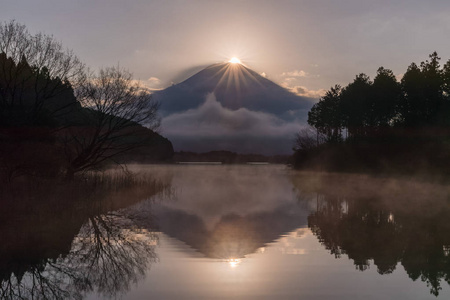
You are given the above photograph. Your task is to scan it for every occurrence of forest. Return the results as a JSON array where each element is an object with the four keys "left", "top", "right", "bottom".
[{"left": 293, "top": 52, "right": 450, "bottom": 176}]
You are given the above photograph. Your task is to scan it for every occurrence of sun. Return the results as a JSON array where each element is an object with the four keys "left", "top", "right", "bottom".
[{"left": 228, "top": 57, "right": 242, "bottom": 64}]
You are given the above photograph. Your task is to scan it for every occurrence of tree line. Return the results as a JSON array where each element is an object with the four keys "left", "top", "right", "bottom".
[
  {"left": 294, "top": 52, "right": 450, "bottom": 173},
  {"left": 0, "top": 21, "right": 172, "bottom": 182}
]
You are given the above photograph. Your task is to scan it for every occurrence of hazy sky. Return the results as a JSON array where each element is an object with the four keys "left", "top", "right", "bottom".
[{"left": 3, "top": 0, "right": 450, "bottom": 98}]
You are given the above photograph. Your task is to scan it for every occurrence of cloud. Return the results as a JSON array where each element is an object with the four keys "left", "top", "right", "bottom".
[
  {"left": 260, "top": 72, "right": 267, "bottom": 78},
  {"left": 161, "top": 93, "right": 307, "bottom": 154},
  {"left": 148, "top": 76, "right": 161, "bottom": 84},
  {"left": 162, "top": 93, "right": 301, "bottom": 137},
  {"left": 281, "top": 70, "right": 308, "bottom": 77},
  {"left": 278, "top": 68, "right": 324, "bottom": 99},
  {"left": 128, "top": 77, "right": 165, "bottom": 93},
  {"left": 291, "top": 86, "right": 326, "bottom": 99},
  {"left": 146, "top": 76, "right": 163, "bottom": 88},
  {"left": 129, "top": 77, "right": 162, "bottom": 89},
  {"left": 280, "top": 82, "right": 326, "bottom": 99}
]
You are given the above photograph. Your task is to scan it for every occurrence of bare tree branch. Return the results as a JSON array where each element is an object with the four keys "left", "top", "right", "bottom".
[{"left": 63, "top": 66, "right": 160, "bottom": 177}]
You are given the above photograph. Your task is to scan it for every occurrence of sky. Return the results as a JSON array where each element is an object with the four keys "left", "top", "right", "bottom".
[
  {"left": 4, "top": 0, "right": 450, "bottom": 154},
  {"left": 3, "top": 0, "right": 450, "bottom": 98}
]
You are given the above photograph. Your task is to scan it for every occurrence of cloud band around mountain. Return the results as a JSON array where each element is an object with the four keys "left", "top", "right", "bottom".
[{"left": 161, "top": 93, "right": 306, "bottom": 154}]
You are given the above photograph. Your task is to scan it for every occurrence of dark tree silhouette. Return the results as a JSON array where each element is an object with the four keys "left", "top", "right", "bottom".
[
  {"left": 63, "top": 66, "right": 160, "bottom": 178},
  {"left": 307, "top": 85, "right": 343, "bottom": 142},
  {"left": 371, "top": 67, "right": 402, "bottom": 127},
  {"left": 0, "top": 53, "right": 81, "bottom": 181},
  {"left": 340, "top": 73, "right": 373, "bottom": 138},
  {"left": 399, "top": 52, "right": 445, "bottom": 127},
  {"left": 296, "top": 52, "right": 450, "bottom": 173},
  {"left": 0, "top": 21, "right": 170, "bottom": 181},
  {"left": 0, "top": 20, "right": 84, "bottom": 125},
  {"left": 293, "top": 126, "right": 325, "bottom": 151}
]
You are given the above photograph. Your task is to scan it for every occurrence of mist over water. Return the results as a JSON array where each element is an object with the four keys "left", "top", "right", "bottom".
[{"left": 2, "top": 165, "right": 450, "bottom": 299}]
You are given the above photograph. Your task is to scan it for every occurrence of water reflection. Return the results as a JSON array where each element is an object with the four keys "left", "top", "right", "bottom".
[
  {"left": 291, "top": 172, "right": 450, "bottom": 296},
  {"left": 2, "top": 166, "right": 450, "bottom": 299},
  {"left": 154, "top": 207, "right": 310, "bottom": 260},
  {"left": 150, "top": 165, "right": 312, "bottom": 260},
  {"left": 0, "top": 172, "right": 171, "bottom": 300}
]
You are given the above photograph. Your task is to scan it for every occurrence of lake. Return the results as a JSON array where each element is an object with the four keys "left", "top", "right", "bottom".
[{"left": 1, "top": 165, "right": 450, "bottom": 299}]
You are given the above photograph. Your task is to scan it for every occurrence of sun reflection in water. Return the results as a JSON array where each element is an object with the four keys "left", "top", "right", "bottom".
[{"left": 226, "top": 258, "right": 242, "bottom": 268}]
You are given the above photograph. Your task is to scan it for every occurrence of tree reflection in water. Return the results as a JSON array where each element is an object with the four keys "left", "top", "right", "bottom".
[
  {"left": 0, "top": 172, "right": 171, "bottom": 300},
  {"left": 292, "top": 172, "right": 450, "bottom": 296}
]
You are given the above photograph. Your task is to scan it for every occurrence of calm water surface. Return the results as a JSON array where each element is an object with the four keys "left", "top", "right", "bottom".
[{"left": 2, "top": 165, "right": 450, "bottom": 299}]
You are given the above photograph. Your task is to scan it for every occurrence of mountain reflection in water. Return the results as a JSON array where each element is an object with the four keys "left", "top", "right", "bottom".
[
  {"left": 159, "top": 165, "right": 313, "bottom": 259},
  {"left": 1, "top": 165, "right": 450, "bottom": 299}
]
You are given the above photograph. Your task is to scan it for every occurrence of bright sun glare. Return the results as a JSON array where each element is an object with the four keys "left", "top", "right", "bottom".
[
  {"left": 226, "top": 258, "right": 242, "bottom": 268},
  {"left": 229, "top": 57, "right": 241, "bottom": 64}
]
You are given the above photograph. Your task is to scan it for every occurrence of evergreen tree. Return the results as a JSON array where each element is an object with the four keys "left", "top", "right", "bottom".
[
  {"left": 308, "top": 85, "right": 343, "bottom": 142},
  {"left": 340, "top": 73, "right": 372, "bottom": 138},
  {"left": 371, "top": 67, "right": 401, "bottom": 128}
]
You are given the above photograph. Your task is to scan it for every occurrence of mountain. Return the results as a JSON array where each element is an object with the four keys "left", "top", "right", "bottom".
[
  {"left": 152, "top": 62, "right": 315, "bottom": 155},
  {"left": 153, "top": 62, "right": 313, "bottom": 121}
]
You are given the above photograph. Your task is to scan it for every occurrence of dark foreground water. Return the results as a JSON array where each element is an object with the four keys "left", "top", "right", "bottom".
[{"left": 1, "top": 165, "right": 450, "bottom": 299}]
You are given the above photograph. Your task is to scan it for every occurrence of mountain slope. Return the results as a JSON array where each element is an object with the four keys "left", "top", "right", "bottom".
[
  {"left": 153, "top": 62, "right": 313, "bottom": 121},
  {"left": 153, "top": 62, "right": 314, "bottom": 155}
]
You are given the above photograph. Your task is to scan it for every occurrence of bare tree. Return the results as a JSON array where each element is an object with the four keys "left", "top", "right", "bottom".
[
  {"left": 0, "top": 21, "right": 87, "bottom": 181},
  {"left": 0, "top": 20, "right": 84, "bottom": 82},
  {"left": 63, "top": 66, "right": 160, "bottom": 178},
  {"left": 0, "top": 20, "right": 85, "bottom": 123},
  {"left": 0, "top": 21, "right": 161, "bottom": 180},
  {"left": 293, "top": 126, "right": 325, "bottom": 151}
]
